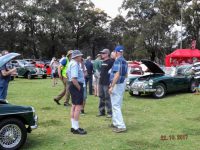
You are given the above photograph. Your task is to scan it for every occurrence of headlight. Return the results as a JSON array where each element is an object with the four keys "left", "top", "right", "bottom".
[
  {"left": 148, "top": 79, "right": 154, "bottom": 86},
  {"left": 31, "top": 106, "right": 36, "bottom": 116}
]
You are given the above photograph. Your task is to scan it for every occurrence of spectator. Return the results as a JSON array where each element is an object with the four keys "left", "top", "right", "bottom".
[
  {"left": 93, "top": 54, "right": 101, "bottom": 96},
  {"left": 53, "top": 50, "right": 73, "bottom": 106},
  {"left": 80, "top": 58, "right": 88, "bottom": 115},
  {"left": 0, "top": 50, "right": 17, "bottom": 102},
  {"left": 50, "top": 57, "right": 59, "bottom": 87},
  {"left": 85, "top": 56, "right": 93, "bottom": 95},
  {"left": 97, "top": 49, "right": 113, "bottom": 118},
  {"left": 67, "top": 50, "right": 87, "bottom": 135},
  {"left": 109, "top": 45, "right": 128, "bottom": 133},
  {"left": 192, "top": 57, "right": 200, "bottom": 95}
]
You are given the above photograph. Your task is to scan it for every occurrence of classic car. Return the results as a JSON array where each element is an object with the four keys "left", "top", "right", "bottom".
[
  {"left": 0, "top": 53, "right": 38, "bottom": 150},
  {"left": 129, "top": 60, "right": 196, "bottom": 98},
  {"left": 11, "top": 60, "right": 47, "bottom": 79}
]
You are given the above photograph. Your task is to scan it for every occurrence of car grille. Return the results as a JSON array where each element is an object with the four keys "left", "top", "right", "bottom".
[{"left": 132, "top": 82, "right": 145, "bottom": 91}]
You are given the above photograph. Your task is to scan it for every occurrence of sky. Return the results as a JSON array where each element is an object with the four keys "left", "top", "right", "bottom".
[{"left": 91, "top": 0, "right": 124, "bottom": 18}]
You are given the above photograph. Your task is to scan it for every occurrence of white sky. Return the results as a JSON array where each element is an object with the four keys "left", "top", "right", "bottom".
[{"left": 91, "top": 0, "right": 124, "bottom": 18}]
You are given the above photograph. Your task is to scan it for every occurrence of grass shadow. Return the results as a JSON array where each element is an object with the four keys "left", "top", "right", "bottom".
[
  {"left": 124, "top": 140, "right": 159, "bottom": 150},
  {"left": 182, "top": 128, "right": 200, "bottom": 135},
  {"left": 39, "top": 119, "right": 63, "bottom": 126}
]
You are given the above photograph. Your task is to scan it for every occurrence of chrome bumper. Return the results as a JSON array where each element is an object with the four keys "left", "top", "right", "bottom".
[{"left": 30, "top": 115, "right": 38, "bottom": 130}]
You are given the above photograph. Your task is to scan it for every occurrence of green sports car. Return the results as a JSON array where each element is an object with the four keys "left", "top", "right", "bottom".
[{"left": 129, "top": 60, "right": 196, "bottom": 98}]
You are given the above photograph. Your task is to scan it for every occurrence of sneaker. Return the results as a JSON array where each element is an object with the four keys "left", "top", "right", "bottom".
[
  {"left": 64, "top": 103, "right": 71, "bottom": 106},
  {"left": 72, "top": 128, "right": 87, "bottom": 135},
  {"left": 71, "top": 128, "right": 84, "bottom": 133},
  {"left": 108, "top": 124, "right": 117, "bottom": 128},
  {"left": 96, "top": 114, "right": 105, "bottom": 117},
  {"left": 53, "top": 99, "right": 61, "bottom": 105},
  {"left": 113, "top": 128, "right": 127, "bottom": 133},
  {"left": 81, "top": 110, "right": 85, "bottom": 115},
  {"left": 106, "top": 114, "right": 112, "bottom": 118}
]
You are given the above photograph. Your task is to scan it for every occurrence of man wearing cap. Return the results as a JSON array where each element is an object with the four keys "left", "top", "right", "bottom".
[
  {"left": 97, "top": 49, "right": 114, "bottom": 118},
  {"left": 67, "top": 50, "right": 87, "bottom": 135},
  {"left": 93, "top": 54, "right": 102, "bottom": 96},
  {"left": 53, "top": 50, "right": 73, "bottom": 106},
  {"left": 109, "top": 45, "right": 128, "bottom": 133}
]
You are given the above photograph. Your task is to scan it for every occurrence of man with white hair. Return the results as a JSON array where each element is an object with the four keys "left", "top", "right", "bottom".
[{"left": 109, "top": 45, "right": 128, "bottom": 133}]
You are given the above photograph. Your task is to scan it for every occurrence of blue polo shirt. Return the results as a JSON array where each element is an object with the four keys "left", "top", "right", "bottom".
[
  {"left": 110, "top": 56, "right": 128, "bottom": 84},
  {"left": 67, "top": 59, "right": 85, "bottom": 84}
]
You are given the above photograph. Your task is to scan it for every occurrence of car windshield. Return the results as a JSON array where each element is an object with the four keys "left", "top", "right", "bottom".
[
  {"left": 18, "top": 60, "right": 29, "bottom": 65},
  {"left": 176, "top": 65, "right": 192, "bottom": 76},
  {"left": 36, "top": 61, "right": 44, "bottom": 64},
  {"left": 128, "top": 66, "right": 143, "bottom": 75},
  {"left": 162, "top": 67, "right": 176, "bottom": 76}
]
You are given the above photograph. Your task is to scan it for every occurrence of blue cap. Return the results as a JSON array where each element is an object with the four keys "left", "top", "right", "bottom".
[{"left": 115, "top": 45, "right": 124, "bottom": 52}]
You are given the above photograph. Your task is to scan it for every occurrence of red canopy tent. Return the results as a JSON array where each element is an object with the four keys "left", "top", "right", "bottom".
[{"left": 165, "top": 49, "right": 200, "bottom": 67}]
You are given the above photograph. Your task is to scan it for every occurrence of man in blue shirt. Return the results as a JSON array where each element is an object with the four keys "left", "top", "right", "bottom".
[
  {"left": 67, "top": 50, "right": 87, "bottom": 135},
  {"left": 109, "top": 45, "right": 128, "bottom": 133},
  {"left": 0, "top": 50, "right": 17, "bottom": 101}
]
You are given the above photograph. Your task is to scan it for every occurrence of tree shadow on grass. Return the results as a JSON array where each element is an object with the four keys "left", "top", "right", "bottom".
[
  {"left": 39, "top": 119, "right": 63, "bottom": 126},
  {"left": 187, "top": 116, "right": 200, "bottom": 122}
]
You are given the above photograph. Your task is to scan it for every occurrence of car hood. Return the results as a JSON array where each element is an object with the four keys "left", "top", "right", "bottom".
[
  {"left": 141, "top": 60, "right": 164, "bottom": 74},
  {"left": 0, "top": 53, "right": 20, "bottom": 68},
  {"left": 0, "top": 103, "right": 33, "bottom": 114}
]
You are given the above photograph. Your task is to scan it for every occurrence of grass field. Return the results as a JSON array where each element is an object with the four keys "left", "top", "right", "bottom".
[{"left": 7, "top": 78, "right": 200, "bottom": 150}]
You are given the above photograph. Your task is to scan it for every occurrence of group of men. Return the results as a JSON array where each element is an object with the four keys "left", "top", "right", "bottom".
[{"left": 53, "top": 45, "right": 128, "bottom": 135}]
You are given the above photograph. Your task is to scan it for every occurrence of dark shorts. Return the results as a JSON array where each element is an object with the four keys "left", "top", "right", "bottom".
[
  {"left": 69, "top": 82, "right": 84, "bottom": 105},
  {"left": 52, "top": 72, "right": 58, "bottom": 78}
]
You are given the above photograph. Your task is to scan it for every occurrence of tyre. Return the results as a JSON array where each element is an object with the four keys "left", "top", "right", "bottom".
[
  {"left": 153, "top": 83, "right": 166, "bottom": 98},
  {"left": 0, "top": 118, "right": 27, "bottom": 150},
  {"left": 42, "top": 75, "right": 47, "bottom": 79},
  {"left": 129, "top": 91, "right": 134, "bottom": 96},
  {"left": 189, "top": 80, "right": 196, "bottom": 93}
]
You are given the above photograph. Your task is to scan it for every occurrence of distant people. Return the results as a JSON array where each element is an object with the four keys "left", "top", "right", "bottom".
[
  {"left": 80, "top": 58, "right": 88, "bottom": 115},
  {"left": 50, "top": 57, "right": 59, "bottom": 87},
  {"left": 192, "top": 57, "right": 200, "bottom": 95},
  {"left": 85, "top": 56, "right": 93, "bottom": 95},
  {"left": 109, "top": 45, "right": 128, "bottom": 133},
  {"left": 0, "top": 50, "right": 17, "bottom": 102},
  {"left": 93, "top": 54, "right": 101, "bottom": 96},
  {"left": 67, "top": 50, "right": 87, "bottom": 135},
  {"left": 54, "top": 50, "right": 73, "bottom": 106},
  {"left": 97, "top": 49, "right": 113, "bottom": 118}
]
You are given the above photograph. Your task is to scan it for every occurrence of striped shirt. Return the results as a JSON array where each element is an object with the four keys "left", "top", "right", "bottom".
[{"left": 192, "top": 62, "right": 200, "bottom": 79}]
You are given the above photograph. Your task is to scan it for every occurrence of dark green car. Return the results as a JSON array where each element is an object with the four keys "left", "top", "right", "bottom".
[
  {"left": 129, "top": 60, "right": 196, "bottom": 98},
  {"left": 0, "top": 53, "right": 38, "bottom": 150},
  {"left": 11, "top": 60, "right": 47, "bottom": 79}
]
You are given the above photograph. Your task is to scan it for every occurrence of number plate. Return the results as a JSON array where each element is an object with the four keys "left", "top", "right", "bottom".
[{"left": 133, "top": 91, "right": 139, "bottom": 95}]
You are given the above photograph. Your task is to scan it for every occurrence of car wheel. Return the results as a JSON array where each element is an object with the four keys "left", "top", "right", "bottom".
[
  {"left": 129, "top": 91, "right": 134, "bottom": 96},
  {"left": 0, "top": 118, "right": 27, "bottom": 150},
  {"left": 189, "top": 80, "right": 196, "bottom": 93},
  {"left": 42, "top": 75, "right": 47, "bottom": 79},
  {"left": 153, "top": 83, "right": 166, "bottom": 98}
]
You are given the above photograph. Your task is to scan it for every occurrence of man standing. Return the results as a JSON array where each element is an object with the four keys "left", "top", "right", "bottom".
[
  {"left": 85, "top": 56, "right": 93, "bottom": 95},
  {"left": 93, "top": 54, "right": 101, "bottom": 96},
  {"left": 192, "top": 57, "right": 200, "bottom": 95},
  {"left": 67, "top": 50, "right": 87, "bottom": 135},
  {"left": 0, "top": 50, "right": 17, "bottom": 101},
  {"left": 54, "top": 50, "right": 73, "bottom": 106},
  {"left": 109, "top": 45, "right": 128, "bottom": 133},
  {"left": 97, "top": 49, "right": 114, "bottom": 118}
]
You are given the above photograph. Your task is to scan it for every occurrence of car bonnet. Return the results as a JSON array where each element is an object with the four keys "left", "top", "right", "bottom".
[
  {"left": 0, "top": 53, "right": 20, "bottom": 68},
  {"left": 141, "top": 59, "right": 165, "bottom": 74}
]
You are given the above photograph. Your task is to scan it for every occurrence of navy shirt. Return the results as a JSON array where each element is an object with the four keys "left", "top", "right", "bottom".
[
  {"left": 85, "top": 60, "right": 93, "bottom": 76},
  {"left": 0, "top": 64, "right": 11, "bottom": 87},
  {"left": 99, "top": 59, "right": 114, "bottom": 85}
]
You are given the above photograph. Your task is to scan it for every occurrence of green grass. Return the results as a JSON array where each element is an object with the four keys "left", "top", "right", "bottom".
[{"left": 7, "top": 78, "right": 200, "bottom": 150}]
